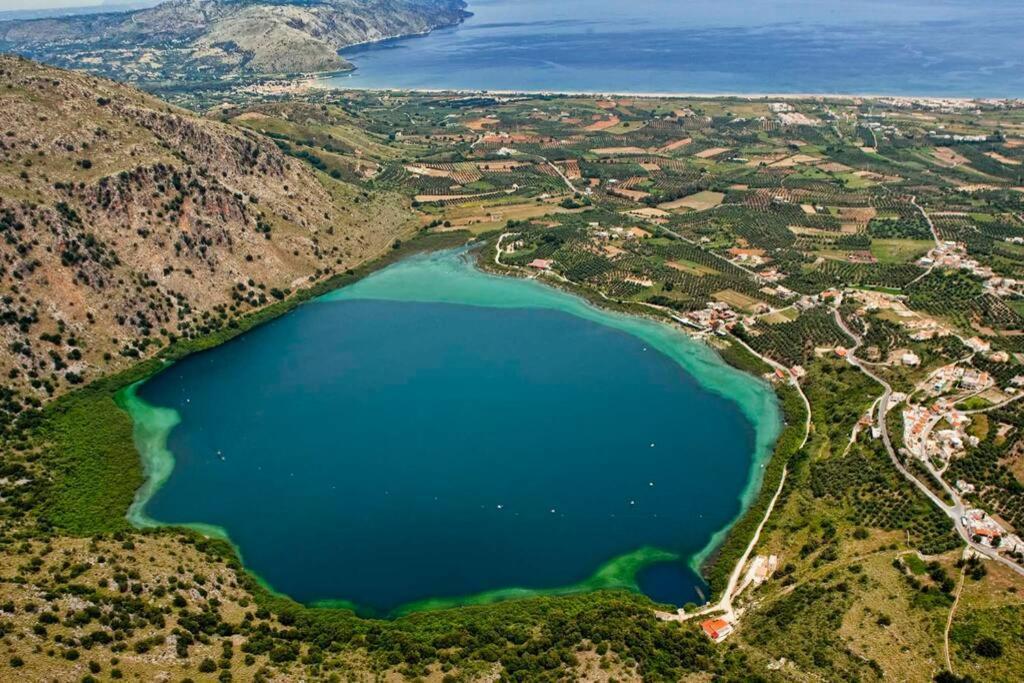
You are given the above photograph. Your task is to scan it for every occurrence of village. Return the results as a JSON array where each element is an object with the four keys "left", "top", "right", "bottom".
[
  {"left": 918, "top": 241, "right": 1023, "bottom": 298},
  {"left": 655, "top": 276, "right": 1024, "bottom": 643}
]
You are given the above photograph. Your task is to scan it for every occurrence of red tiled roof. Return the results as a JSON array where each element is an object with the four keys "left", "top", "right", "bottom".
[{"left": 701, "top": 618, "right": 730, "bottom": 639}]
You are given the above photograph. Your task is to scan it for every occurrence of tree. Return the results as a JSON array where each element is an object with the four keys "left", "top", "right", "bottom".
[
  {"left": 934, "top": 672, "right": 975, "bottom": 683},
  {"left": 974, "top": 636, "right": 1003, "bottom": 658}
]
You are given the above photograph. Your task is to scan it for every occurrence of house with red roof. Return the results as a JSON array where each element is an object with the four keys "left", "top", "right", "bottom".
[{"left": 700, "top": 618, "right": 734, "bottom": 642}]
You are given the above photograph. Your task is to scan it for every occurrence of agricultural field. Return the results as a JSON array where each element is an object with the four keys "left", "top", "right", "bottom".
[
  {"left": 226, "top": 88, "right": 1024, "bottom": 553},
  {"left": 870, "top": 238, "right": 937, "bottom": 264}
]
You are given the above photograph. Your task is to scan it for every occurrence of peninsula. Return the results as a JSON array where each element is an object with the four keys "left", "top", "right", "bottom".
[{"left": 0, "top": 0, "right": 470, "bottom": 85}]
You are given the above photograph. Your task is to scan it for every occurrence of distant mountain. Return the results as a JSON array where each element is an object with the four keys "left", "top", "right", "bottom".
[
  {"left": 0, "top": 0, "right": 470, "bottom": 82},
  {"left": 0, "top": 1, "right": 163, "bottom": 24},
  {"left": 0, "top": 55, "right": 416, "bottom": 414}
]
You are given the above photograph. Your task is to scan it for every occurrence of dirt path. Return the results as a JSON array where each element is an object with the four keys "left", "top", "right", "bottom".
[
  {"left": 652, "top": 204, "right": 765, "bottom": 282},
  {"left": 912, "top": 195, "right": 940, "bottom": 247},
  {"left": 904, "top": 196, "right": 940, "bottom": 287},
  {"left": 493, "top": 232, "right": 515, "bottom": 266},
  {"left": 658, "top": 334, "right": 810, "bottom": 625},
  {"left": 542, "top": 158, "right": 579, "bottom": 194},
  {"left": 945, "top": 557, "right": 968, "bottom": 674}
]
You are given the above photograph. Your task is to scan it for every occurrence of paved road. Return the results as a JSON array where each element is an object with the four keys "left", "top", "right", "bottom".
[{"left": 831, "top": 299, "right": 1024, "bottom": 577}]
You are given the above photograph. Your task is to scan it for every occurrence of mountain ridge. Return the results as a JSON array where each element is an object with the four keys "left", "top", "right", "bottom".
[
  {"left": 0, "top": 54, "right": 416, "bottom": 430},
  {"left": 0, "top": 0, "right": 470, "bottom": 83}
]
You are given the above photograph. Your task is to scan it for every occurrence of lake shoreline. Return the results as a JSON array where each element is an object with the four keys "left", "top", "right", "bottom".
[
  {"left": 43, "top": 224, "right": 794, "bottom": 619},
  {"left": 122, "top": 241, "right": 782, "bottom": 615}
]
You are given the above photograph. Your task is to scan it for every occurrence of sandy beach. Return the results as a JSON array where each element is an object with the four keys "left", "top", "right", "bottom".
[{"left": 315, "top": 75, "right": 1020, "bottom": 104}]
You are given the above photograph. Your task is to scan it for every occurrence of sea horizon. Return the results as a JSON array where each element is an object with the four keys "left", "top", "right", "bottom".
[{"left": 327, "top": 0, "right": 1024, "bottom": 99}]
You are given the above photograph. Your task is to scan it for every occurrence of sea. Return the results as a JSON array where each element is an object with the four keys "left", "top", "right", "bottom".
[{"left": 325, "top": 0, "right": 1024, "bottom": 98}]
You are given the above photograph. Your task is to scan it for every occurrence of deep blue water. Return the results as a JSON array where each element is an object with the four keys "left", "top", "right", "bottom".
[
  {"left": 328, "top": 0, "right": 1024, "bottom": 97},
  {"left": 139, "top": 299, "right": 758, "bottom": 613}
]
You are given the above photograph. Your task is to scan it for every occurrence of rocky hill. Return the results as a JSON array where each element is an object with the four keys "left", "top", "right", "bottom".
[
  {"left": 0, "top": 55, "right": 417, "bottom": 428},
  {"left": 0, "top": 0, "right": 469, "bottom": 83}
]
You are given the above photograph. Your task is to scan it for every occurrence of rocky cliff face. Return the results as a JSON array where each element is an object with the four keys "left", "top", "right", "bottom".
[
  {"left": 0, "top": 55, "right": 416, "bottom": 429},
  {"left": 0, "top": 0, "right": 469, "bottom": 82}
]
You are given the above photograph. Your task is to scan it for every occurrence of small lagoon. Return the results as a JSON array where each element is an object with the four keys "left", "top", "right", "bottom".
[{"left": 124, "top": 250, "right": 780, "bottom": 615}]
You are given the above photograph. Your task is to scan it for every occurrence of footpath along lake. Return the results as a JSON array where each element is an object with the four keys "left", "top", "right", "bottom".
[{"left": 122, "top": 250, "right": 781, "bottom": 616}]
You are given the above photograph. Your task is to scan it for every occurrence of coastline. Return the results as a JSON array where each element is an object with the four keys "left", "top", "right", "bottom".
[
  {"left": 317, "top": 78, "right": 1020, "bottom": 105},
  {"left": 121, "top": 246, "right": 782, "bottom": 616},
  {"left": 317, "top": 0, "right": 1021, "bottom": 103}
]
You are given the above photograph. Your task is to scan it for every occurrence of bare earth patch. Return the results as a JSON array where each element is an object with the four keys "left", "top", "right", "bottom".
[
  {"left": 584, "top": 115, "right": 621, "bottom": 132},
  {"left": 985, "top": 151, "right": 1021, "bottom": 166},
  {"left": 659, "top": 190, "right": 725, "bottom": 211},
  {"left": 694, "top": 146, "right": 732, "bottom": 159},
  {"left": 933, "top": 147, "right": 970, "bottom": 167},
  {"left": 658, "top": 137, "right": 693, "bottom": 152}
]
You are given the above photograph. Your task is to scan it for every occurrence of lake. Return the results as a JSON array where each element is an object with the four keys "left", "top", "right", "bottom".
[
  {"left": 124, "top": 250, "right": 780, "bottom": 615},
  {"left": 326, "top": 0, "right": 1024, "bottom": 98}
]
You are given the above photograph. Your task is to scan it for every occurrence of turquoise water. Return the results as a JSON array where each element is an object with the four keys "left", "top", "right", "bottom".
[
  {"left": 126, "top": 250, "right": 780, "bottom": 615},
  {"left": 328, "top": 0, "right": 1024, "bottom": 97}
]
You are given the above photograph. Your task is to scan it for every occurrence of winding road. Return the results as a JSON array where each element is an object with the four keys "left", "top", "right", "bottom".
[{"left": 830, "top": 297, "right": 1024, "bottom": 578}]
